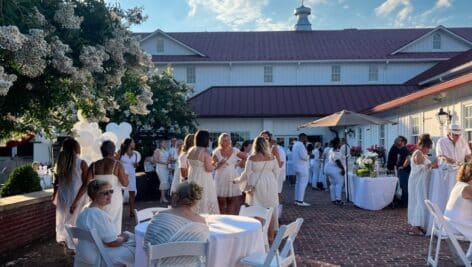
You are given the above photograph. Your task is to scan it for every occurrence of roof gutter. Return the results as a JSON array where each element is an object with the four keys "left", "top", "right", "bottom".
[
  {"left": 368, "top": 72, "right": 472, "bottom": 114},
  {"left": 419, "top": 61, "right": 472, "bottom": 85}
]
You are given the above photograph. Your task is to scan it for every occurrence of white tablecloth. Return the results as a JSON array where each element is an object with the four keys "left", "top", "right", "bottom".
[
  {"left": 425, "top": 168, "right": 458, "bottom": 235},
  {"left": 348, "top": 175, "right": 399, "bottom": 210},
  {"left": 135, "top": 214, "right": 265, "bottom": 267}
]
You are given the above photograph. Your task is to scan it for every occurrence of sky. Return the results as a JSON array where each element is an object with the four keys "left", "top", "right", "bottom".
[{"left": 106, "top": 0, "right": 472, "bottom": 32}]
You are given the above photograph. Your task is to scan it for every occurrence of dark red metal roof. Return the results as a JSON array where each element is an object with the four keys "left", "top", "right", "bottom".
[
  {"left": 187, "top": 85, "right": 418, "bottom": 118},
  {"left": 144, "top": 28, "right": 472, "bottom": 62},
  {"left": 405, "top": 48, "right": 472, "bottom": 85}
]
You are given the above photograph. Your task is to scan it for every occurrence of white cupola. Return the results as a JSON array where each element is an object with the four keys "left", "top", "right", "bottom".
[{"left": 294, "top": 2, "right": 312, "bottom": 31}]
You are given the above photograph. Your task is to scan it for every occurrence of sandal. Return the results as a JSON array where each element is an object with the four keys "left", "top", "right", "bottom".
[{"left": 408, "top": 230, "right": 424, "bottom": 236}]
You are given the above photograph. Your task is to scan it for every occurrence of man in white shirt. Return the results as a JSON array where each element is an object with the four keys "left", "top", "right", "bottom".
[
  {"left": 436, "top": 124, "right": 472, "bottom": 164},
  {"left": 292, "top": 133, "right": 310, "bottom": 206},
  {"left": 340, "top": 138, "right": 350, "bottom": 159}
]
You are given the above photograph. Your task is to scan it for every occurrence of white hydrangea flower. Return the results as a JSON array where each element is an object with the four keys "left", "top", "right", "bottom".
[
  {"left": 50, "top": 37, "right": 76, "bottom": 74},
  {"left": 0, "top": 26, "right": 28, "bottom": 51},
  {"left": 0, "top": 66, "right": 17, "bottom": 96},
  {"left": 105, "top": 37, "right": 125, "bottom": 65},
  {"left": 33, "top": 8, "right": 47, "bottom": 26},
  {"left": 14, "top": 29, "right": 49, "bottom": 78},
  {"left": 79, "top": 45, "right": 109, "bottom": 73},
  {"left": 71, "top": 68, "right": 92, "bottom": 84},
  {"left": 54, "top": 2, "right": 83, "bottom": 29}
]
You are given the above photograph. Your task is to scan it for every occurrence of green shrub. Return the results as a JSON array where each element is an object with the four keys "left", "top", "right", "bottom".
[{"left": 0, "top": 165, "right": 42, "bottom": 197}]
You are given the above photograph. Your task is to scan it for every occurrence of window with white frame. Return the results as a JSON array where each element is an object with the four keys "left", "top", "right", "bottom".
[
  {"left": 464, "top": 104, "right": 472, "bottom": 142},
  {"left": 231, "top": 132, "right": 250, "bottom": 144},
  {"left": 358, "top": 128, "right": 363, "bottom": 148},
  {"left": 368, "top": 65, "right": 379, "bottom": 81},
  {"left": 156, "top": 38, "right": 164, "bottom": 53},
  {"left": 411, "top": 115, "right": 420, "bottom": 144},
  {"left": 433, "top": 33, "right": 441, "bottom": 49},
  {"left": 379, "top": 124, "right": 385, "bottom": 146},
  {"left": 264, "top": 66, "right": 273, "bottom": 83},
  {"left": 331, "top": 65, "right": 341, "bottom": 82},
  {"left": 186, "top": 66, "right": 196, "bottom": 83}
]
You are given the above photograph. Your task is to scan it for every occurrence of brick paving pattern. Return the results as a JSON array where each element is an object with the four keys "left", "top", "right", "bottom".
[{"left": 1, "top": 182, "right": 467, "bottom": 266}]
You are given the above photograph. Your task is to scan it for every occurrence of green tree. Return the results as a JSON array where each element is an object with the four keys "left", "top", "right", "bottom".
[
  {"left": 109, "top": 67, "right": 197, "bottom": 138},
  {"left": 0, "top": 0, "right": 152, "bottom": 139}
]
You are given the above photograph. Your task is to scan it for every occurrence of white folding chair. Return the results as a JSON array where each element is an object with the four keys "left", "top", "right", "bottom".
[
  {"left": 424, "top": 199, "right": 471, "bottom": 267},
  {"left": 134, "top": 207, "right": 169, "bottom": 225},
  {"left": 64, "top": 224, "right": 114, "bottom": 267},
  {"left": 146, "top": 241, "right": 209, "bottom": 267},
  {"left": 240, "top": 205, "right": 274, "bottom": 251},
  {"left": 240, "top": 218, "right": 304, "bottom": 267}
]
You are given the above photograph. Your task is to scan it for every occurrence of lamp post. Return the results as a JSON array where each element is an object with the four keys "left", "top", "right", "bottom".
[{"left": 437, "top": 108, "right": 451, "bottom": 136}]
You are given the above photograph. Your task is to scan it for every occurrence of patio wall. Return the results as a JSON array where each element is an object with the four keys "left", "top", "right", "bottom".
[{"left": 0, "top": 189, "right": 55, "bottom": 253}]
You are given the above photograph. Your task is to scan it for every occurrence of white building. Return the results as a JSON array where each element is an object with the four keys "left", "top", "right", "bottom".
[{"left": 137, "top": 4, "right": 472, "bottom": 149}]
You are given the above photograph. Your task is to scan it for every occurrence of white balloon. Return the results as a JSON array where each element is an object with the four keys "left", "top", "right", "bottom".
[
  {"left": 76, "top": 131, "right": 95, "bottom": 147},
  {"left": 99, "top": 132, "right": 118, "bottom": 146},
  {"left": 106, "top": 122, "right": 119, "bottom": 133},
  {"left": 119, "top": 122, "right": 132, "bottom": 136}
]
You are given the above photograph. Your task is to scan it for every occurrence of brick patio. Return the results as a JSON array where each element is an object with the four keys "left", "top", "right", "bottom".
[{"left": 1, "top": 182, "right": 465, "bottom": 267}]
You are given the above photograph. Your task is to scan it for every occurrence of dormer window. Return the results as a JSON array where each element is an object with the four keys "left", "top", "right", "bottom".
[
  {"left": 433, "top": 33, "right": 441, "bottom": 49},
  {"left": 156, "top": 38, "right": 164, "bottom": 53}
]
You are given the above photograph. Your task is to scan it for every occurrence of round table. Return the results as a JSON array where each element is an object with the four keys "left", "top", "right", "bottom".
[
  {"left": 134, "top": 214, "right": 265, "bottom": 267},
  {"left": 348, "top": 174, "right": 399, "bottom": 210},
  {"left": 424, "top": 167, "right": 458, "bottom": 235}
]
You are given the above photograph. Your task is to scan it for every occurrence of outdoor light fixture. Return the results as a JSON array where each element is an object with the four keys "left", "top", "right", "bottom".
[{"left": 437, "top": 108, "right": 452, "bottom": 125}]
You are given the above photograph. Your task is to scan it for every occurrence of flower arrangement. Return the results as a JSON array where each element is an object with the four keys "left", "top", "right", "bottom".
[
  {"left": 355, "top": 152, "right": 378, "bottom": 177},
  {"left": 367, "top": 145, "right": 385, "bottom": 158},
  {"left": 350, "top": 146, "right": 363, "bottom": 157}
]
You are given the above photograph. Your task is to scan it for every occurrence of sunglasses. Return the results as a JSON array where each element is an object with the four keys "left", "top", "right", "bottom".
[{"left": 98, "top": 189, "right": 114, "bottom": 196}]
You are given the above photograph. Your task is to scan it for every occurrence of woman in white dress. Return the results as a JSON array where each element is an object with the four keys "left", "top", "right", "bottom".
[
  {"left": 153, "top": 140, "right": 171, "bottom": 203},
  {"left": 408, "top": 134, "right": 437, "bottom": 236},
  {"left": 187, "top": 130, "right": 220, "bottom": 214},
  {"left": 324, "top": 138, "right": 346, "bottom": 205},
  {"left": 75, "top": 179, "right": 135, "bottom": 266},
  {"left": 170, "top": 139, "right": 184, "bottom": 193},
  {"left": 212, "top": 133, "right": 247, "bottom": 215},
  {"left": 145, "top": 181, "right": 209, "bottom": 267},
  {"left": 444, "top": 163, "right": 472, "bottom": 261},
  {"left": 119, "top": 138, "right": 140, "bottom": 218},
  {"left": 234, "top": 136, "right": 280, "bottom": 243},
  {"left": 171, "top": 134, "right": 194, "bottom": 193},
  {"left": 52, "top": 138, "right": 88, "bottom": 249},
  {"left": 85, "top": 140, "right": 128, "bottom": 233}
]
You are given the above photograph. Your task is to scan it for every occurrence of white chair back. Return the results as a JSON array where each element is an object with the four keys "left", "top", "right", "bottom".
[
  {"left": 64, "top": 224, "right": 114, "bottom": 267},
  {"left": 239, "top": 205, "right": 274, "bottom": 250},
  {"left": 424, "top": 199, "right": 471, "bottom": 267},
  {"left": 265, "top": 218, "right": 303, "bottom": 267},
  {"left": 146, "top": 241, "right": 209, "bottom": 267},
  {"left": 134, "top": 207, "right": 169, "bottom": 225}
]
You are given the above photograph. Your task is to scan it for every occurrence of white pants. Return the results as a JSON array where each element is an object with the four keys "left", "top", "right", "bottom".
[
  {"left": 325, "top": 166, "right": 344, "bottom": 201},
  {"left": 295, "top": 171, "right": 309, "bottom": 202},
  {"left": 310, "top": 160, "right": 321, "bottom": 186}
]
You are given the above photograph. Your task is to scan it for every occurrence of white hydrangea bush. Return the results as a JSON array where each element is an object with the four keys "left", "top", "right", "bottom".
[{"left": 0, "top": 1, "right": 155, "bottom": 138}]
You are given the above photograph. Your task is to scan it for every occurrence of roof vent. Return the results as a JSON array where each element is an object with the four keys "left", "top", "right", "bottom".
[{"left": 294, "top": 2, "right": 312, "bottom": 31}]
